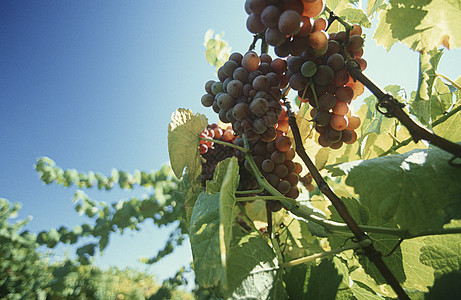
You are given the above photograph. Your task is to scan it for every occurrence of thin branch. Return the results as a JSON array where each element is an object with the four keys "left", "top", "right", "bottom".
[{"left": 199, "top": 137, "right": 247, "bottom": 153}]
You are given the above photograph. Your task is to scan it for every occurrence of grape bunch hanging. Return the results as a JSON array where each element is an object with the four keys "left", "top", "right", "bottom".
[{"left": 199, "top": 0, "right": 366, "bottom": 201}]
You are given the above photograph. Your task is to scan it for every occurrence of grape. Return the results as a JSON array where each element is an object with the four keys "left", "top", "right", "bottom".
[
  {"left": 260, "top": 126, "right": 277, "bottom": 142},
  {"left": 326, "top": 127, "right": 343, "bottom": 143},
  {"left": 211, "top": 81, "right": 224, "bottom": 95},
  {"left": 330, "top": 140, "right": 343, "bottom": 149},
  {"left": 219, "top": 109, "right": 229, "bottom": 123},
  {"left": 330, "top": 114, "right": 349, "bottom": 131},
  {"left": 205, "top": 80, "right": 215, "bottom": 94},
  {"left": 332, "top": 100, "right": 349, "bottom": 116},
  {"left": 284, "top": 160, "right": 296, "bottom": 173},
  {"left": 248, "top": 70, "right": 263, "bottom": 83},
  {"left": 318, "top": 93, "right": 336, "bottom": 110},
  {"left": 266, "top": 140, "right": 277, "bottom": 153},
  {"left": 333, "top": 69, "right": 349, "bottom": 87},
  {"left": 243, "top": 83, "right": 253, "bottom": 97},
  {"left": 227, "top": 80, "right": 244, "bottom": 98},
  {"left": 276, "top": 118, "right": 289, "bottom": 133},
  {"left": 344, "top": 130, "right": 357, "bottom": 144},
  {"left": 318, "top": 133, "right": 332, "bottom": 147},
  {"left": 284, "top": 147, "right": 295, "bottom": 160},
  {"left": 301, "top": 60, "right": 317, "bottom": 77},
  {"left": 233, "top": 103, "right": 250, "bottom": 120},
  {"left": 341, "top": 129, "right": 353, "bottom": 143},
  {"left": 285, "top": 171, "right": 298, "bottom": 185},
  {"left": 347, "top": 35, "right": 364, "bottom": 51},
  {"left": 314, "top": 110, "right": 332, "bottom": 127},
  {"left": 222, "top": 77, "right": 232, "bottom": 92},
  {"left": 267, "top": 200, "right": 283, "bottom": 212},
  {"left": 283, "top": 0, "right": 304, "bottom": 15},
  {"left": 266, "top": 72, "right": 281, "bottom": 87},
  {"left": 262, "top": 159, "right": 275, "bottom": 173},
  {"left": 285, "top": 186, "right": 299, "bottom": 199},
  {"left": 277, "top": 180, "right": 291, "bottom": 194},
  {"left": 278, "top": 10, "right": 302, "bottom": 36},
  {"left": 199, "top": 144, "right": 208, "bottom": 155},
  {"left": 213, "top": 127, "right": 223, "bottom": 139},
  {"left": 347, "top": 80, "right": 364, "bottom": 99},
  {"left": 288, "top": 56, "right": 304, "bottom": 73},
  {"left": 229, "top": 52, "right": 243, "bottom": 65},
  {"left": 274, "top": 164, "right": 289, "bottom": 178},
  {"left": 226, "top": 110, "right": 237, "bottom": 123},
  {"left": 212, "top": 99, "right": 220, "bottom": 113},
  {"left": 291, "top": 36, "right": 310, "bottom": 55},
  {"left": 326, "top": 53, "right": 345, "bottom": 71},
  {"left": 336, "top": 86, "right": 354, "bottom": 103},
  {"left": 274, "top": 39, "right": 291, "bottom": 58},
  {"left": 217, "top": 93, "right": 235, "bottom": 111},
  {"left": 258, "top": 62, "right": 271, "bottom": 74},
  {"left": 260, "top": 5, "right": 281, "bottom": 28},
  {"left": 313, "top": 65, "right": 334, "bottom": 86},
  {"left": 201, "top": 93, "right": 214, "bottom": 107},
  {"left": 313, "top": 17, "right": 327, "bottom": 31},
  {"left": 276, "top": 135, "right": 292, "bottom": 152},
  {"left": 271, "top": 150, "right": 285, "bottom": 164},
  {"left": 265, "top": 27, "right": 287, "bottom": 47},
  {"left": 356, "top": 57, "right": 367, "bottom": 71},
  {"left": 266, "top": 173, "right": 280, "bottom": 187},
  {"left": 217, "top": 66, "right": 227, "bottom": 82},
  {"left": 293, "top": 162, "right": 303, "bottom": 174},
  {"left": 297, "top": 16, "right": 313, "bottom": 37},
  {"left": 244, "top": 0, "right": 251, "bottom": 15},
  {"left": 248, "top": 0, "right": 266, "bottom": 14},
  {"left": 252, "top": 75, "right": 271, "bottom": 92},
  {"left": 334, "top": 31, "right": 347, "bottom": 43},
  {"left": 242, "top": 51, "right": 260, "bottom": 72},
  {"left": 309, "top": 30, "right": 328, "bottom": 50},
  {"left": 346, "top": 114, "right": 361, "bottom": 130},
  {"left": 302, "top": 0, "right": 325, "bottom": 18},
  {"left": 247, "top": 13, "right": 265, "bottom": 34},
  {"left": 270, "top": 58, "right": 287, "bottom": 74},
  {"left": 350, "top": 24, "right": 362, "bottom": 36},
  {"left": 326, "top": 40, "right": 340, "bottom": 56},
  {"left": 250, "top": 98, "right": 269, "bottom": 117},
  {"left": 253, "top": 118, "right": 267, "bottom": 134},
  {"left": 289, "top": 72, "right": 309, "bottom": 91},
  {"left": 222, "top": 60, "right": 239, "bottom": 77}
]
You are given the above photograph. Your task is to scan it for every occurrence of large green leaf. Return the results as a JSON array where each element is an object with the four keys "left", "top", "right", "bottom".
[
  {"left": 203, "top": 29, "right": 231, "bottom": 70},
  {"left": 374, "top": 0, "right": 461, "bottom": 52},
  {"left": 226, "top": 234, "right": 286, "bottom": 299},
  {"left": 167, "top": 108, "right": 207, "bottom": 179},
  {"left": 327, "top": 147, "right": 461, "bottom": 234},
  {"left": 433, "top": 106, "right": 461, "bottom": 142}
]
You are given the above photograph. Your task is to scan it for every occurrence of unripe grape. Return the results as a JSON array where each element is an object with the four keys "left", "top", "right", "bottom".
[
  {"left": 313, "top": 65, "right": 334, "bottom": 86},
  {"left": 318, "top": 93, "right": 336, "bottom": 110},
  {"left": 211, "top": 81, "right": 224, "bottom": 95},
  {"left": 277, "top": 180, "right": 291, "bottom": 194},
  {"left": 253, "top": 118, "right": 268, "bottom": 134},
  {"left": 250, "top": 98, "right": 269, "bottom": 116},
  {"left": 233, "top": 103, "right": 250, "bottom": 120},
  {"left": 274, "top": 164, "right": 289, "bottom": 178},
  {"left": 262, "top": 159, "right": 275, "bottom": 173},
  {"left": 300, "top": 60, "right": 317, "bottom": 77},
  {"left": 201, "top": 93, "right": 214, "bottom": 107},
  {"left": 227, "top": 80, "right": 244, "bottom": 98},
  {"left": 271, "top": 150, "right": 285, "bottom": 164}
]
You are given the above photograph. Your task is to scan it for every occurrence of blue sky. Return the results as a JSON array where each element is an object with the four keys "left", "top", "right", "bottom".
[{"left": 1, "top": 0, "right": 460, "bottom": 283}]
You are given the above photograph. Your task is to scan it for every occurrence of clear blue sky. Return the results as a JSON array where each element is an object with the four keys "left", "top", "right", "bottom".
[{"left": 1, "top": 0, "right": 459, "bottom": 283}]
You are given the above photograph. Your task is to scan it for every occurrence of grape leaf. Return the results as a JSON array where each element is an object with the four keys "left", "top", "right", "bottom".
[
  {"left": 167, "top": 108, "right": 207, "bottom": 179},
  {"left": 225, "top": 234, "right": 286, "bottom": 299},
  {"left": 203, "top": 29, "right": 231, "bottom": 70},
  {"left": 327, "top": 147, "right": 461, "bottom": 234},
  {"left": 374, "top": 0, "right": 461, "bottom": 52},
  {"left": 433, "top": 107, "right": 461, "bottom": 142},
  {"left": 366, "top": 0, "right": 385, "bottom": 17},
  {"left": 306, "top": 259, "right": 344, "bottom": 299},
  {"left": 189, "top": 192, "right": 222, "bottom": 288},
  {"left": 425, "top": 270, "right": 461, "bottom": 299},
  {"left": 420, "top": 220, "right": 461, "bottom": 277},
  {"left": 410, "top": 49, "right": 444, "bottom": 126}
]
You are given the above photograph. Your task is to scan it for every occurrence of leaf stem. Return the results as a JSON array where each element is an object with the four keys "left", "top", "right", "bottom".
[
  {"left": 280, "top": 243, "right": 361, "bottom": 268},
  {"left": 199, "top": 137, "right": 247, "bottom": 153}
]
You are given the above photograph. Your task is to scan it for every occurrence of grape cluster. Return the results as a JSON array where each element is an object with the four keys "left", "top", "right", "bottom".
[
  {"left": 200, "top": 124, "right": 236, "bottom": 185},
  {"left": 286, "top": 25, "right": 365, "bottom": 149},
  {"left": 201, "top": 51, "right": 288, "bottom": 143},
  {"left": 244, "top": 0, "right": 326, "bottom": 57}
]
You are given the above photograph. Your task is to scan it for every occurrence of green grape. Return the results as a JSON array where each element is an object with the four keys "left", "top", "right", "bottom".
[{"left": 300, "top": 60, "right": 317, "bottom": 77}]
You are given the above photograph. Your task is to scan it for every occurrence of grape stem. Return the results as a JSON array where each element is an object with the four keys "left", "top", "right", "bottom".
[
  {"left": 199, "top": 137, "right": 247, "bottom": 153},
  {"left": 283, "top": 98, "right": 410, "bottom": 300},
  {"left": 309, "top": 78, "right": 320, "bottom": 109}
]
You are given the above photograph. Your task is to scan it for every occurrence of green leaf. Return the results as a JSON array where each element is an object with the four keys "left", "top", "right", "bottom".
[
  {"left": 167, "top": 108, "right": 207, "bottom": 179},
  {"left": 341, "top": 7, "right": 371, "bottom": 28},
  {"left": 329, "top": 147, "right": 461, "bottom": 234},
  {"left": 306, "top": 259, "right": 343, "bottom": 299},
  {"left": 225, "top": 234, "right": 286, "bottom": 299},
  {"left": 374, "top": 0, "right": 461, "bottom": 52},
  {"left": 203, "top": 29, "right": 231, "bottom": 70},
  {"left": 410, "top": 49, "right": 444, "bottom": 125},
  {"left": 425, "top": 270, "right": 461, "bottom": 299},
  {"left": 433, "top": 106, "right": 461, "bottom": 142},
  {"left": 420, "top": 220, "right": 461, "bottom": 277},
  {"left": 189, "top": 192, "right": 222, "bottom": 288}
]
